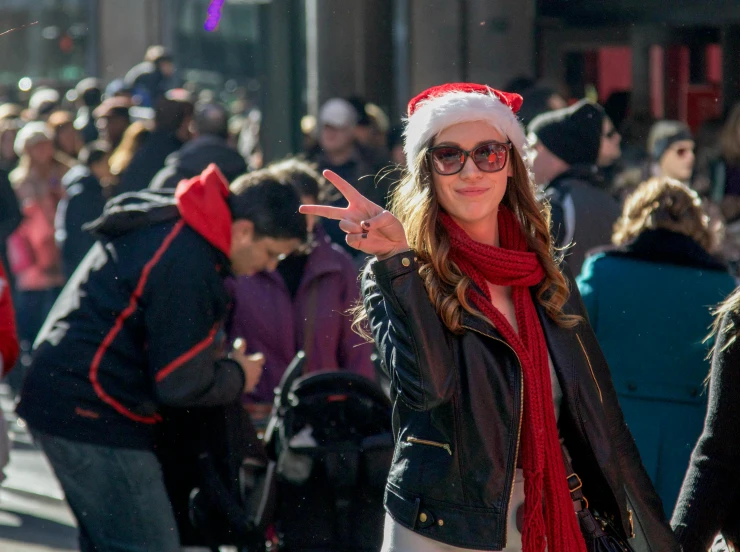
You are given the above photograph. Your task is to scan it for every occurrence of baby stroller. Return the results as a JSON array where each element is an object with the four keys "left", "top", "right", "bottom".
[
  {"left": 264, "top": 352, "right": 394, "bottom": 551},
  {"left": 157, "top": 399, "right": 278, "bottom": 552}
]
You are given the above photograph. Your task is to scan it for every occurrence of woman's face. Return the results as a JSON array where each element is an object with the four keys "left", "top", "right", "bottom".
[
  {"left": 56, "top": 123, "right": 82, "bottom": 157},
  {"left": 26, "top": 139, "right": 55, "bottom": 166},
  {"left": 431, "top": 120, "right": 512, "bottom": 232}
]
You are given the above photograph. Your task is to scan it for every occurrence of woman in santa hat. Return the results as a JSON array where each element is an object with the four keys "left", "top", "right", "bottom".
[{"left": 300, "top": 83, "right": 678, "bottom": 552}]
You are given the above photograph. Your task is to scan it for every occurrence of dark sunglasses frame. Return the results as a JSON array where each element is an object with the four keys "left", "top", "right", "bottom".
[{"left": 427, "top": 140, "right": 512, "bottom": 175}]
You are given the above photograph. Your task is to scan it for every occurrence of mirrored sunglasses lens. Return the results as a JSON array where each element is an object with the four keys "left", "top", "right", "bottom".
[
  {"left": 432, "top": 148, "right": 464, "bottom": 174},
  {"left": 473, "top": 144, "right": 506, "bottom": 172}
]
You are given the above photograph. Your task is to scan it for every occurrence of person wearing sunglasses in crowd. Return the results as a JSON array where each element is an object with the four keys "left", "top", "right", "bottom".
[
  {"left": 300, "top": 83, "right": 679, "bottom": 552},
  {"left": 647, "top": 120, "right": 695, "bottom": 185},
  {"left": 528, "top": 99, "right": 622, "bottom": 275}
]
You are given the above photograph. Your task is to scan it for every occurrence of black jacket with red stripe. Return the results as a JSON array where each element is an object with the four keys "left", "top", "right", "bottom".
[{"left": 17, "top": 165, "right": 246, "bottom": 450}]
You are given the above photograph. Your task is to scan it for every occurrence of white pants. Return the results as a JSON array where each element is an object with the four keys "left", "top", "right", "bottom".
[{"left": 380, "top": 469, "right": 525, "bottom": 552}]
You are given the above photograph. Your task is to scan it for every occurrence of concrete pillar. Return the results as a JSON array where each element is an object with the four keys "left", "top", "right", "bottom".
[
  {"left": 392, "top": 0, "right": 412, "bottom": 120},
  {"left": 721, "top": 25, "right": 740, "bottom": 114},
  {"left": 408, "top": 0, "right": 464, "bottom": 94},
  {"left": 259, "top": 0, "right": 298, "bottom": 162},
  {"left": 313, "top": 0, "right": 358, "bottom": 103},
  {"left": 98, "top": 0, "right": 163, "bottom": 82},
  {"left": 630, "top": 26, "right": 653, "bottom": 117},
  {"left": 310, "top": 0, "right": 393, "bottom": 109},
  {"left": 464, "top": 0, "right": 536, "bottom": 90}
]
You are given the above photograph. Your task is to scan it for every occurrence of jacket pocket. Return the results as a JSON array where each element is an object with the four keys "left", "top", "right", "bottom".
[{"left": 406, "top": 436, "right": 452, "bottom": 455}]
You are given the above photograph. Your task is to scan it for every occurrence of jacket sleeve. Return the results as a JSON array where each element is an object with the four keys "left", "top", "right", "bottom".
[
  {"left": 59, "top": 186, "right": 106, "bottom": 278},
  {"left": 362, "top": 251, "right": 457, "bottom": 411},
  {"left": 148, "top": 166, "right": 181, "bottom": 191},
  {"left": 671, "top": 310, "right": 740, "bottom": 552},
  {"left": 0, "top": 261, "right": 18, "bottom": 375},
  {"left": 565, "top": 267, "right": 680, "bottom": 551},
  {"left": 144, "top": 252, "right": 245, "bottom": 408},
  {"left": 337, "top": 255, "right": 375, "bottom": 380},
  {"left": 0, "top": 170, "right": 21, "bottom": 242}
]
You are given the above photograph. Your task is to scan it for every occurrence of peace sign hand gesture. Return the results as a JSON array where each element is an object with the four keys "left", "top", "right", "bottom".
[{"left": 299, "top": 170, "right": 409, "bottom": 260}]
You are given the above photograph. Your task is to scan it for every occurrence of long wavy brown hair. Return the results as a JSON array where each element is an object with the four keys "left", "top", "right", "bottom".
[{"left": 354, "top": 138, "right": 580, "bottom": 336}]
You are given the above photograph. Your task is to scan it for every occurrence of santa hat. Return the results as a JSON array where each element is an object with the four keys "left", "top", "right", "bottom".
[{"left": 403, "top": 82, "right": 530, "bottom": 170}]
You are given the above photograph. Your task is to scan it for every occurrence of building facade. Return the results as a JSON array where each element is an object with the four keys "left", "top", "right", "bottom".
[{"left": 3, "top": 0, "right": 740, "bottom": 161}]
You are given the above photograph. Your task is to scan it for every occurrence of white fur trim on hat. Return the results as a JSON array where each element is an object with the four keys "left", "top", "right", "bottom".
[{"left": 403, "top": 89, "right": 531, "bottom": 171}]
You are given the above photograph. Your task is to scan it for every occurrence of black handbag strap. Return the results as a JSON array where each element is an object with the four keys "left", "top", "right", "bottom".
[
  {"left": 560, "top": 443, "right": 588, "bottom": 513},
  {"left": 560, "top": 443, "right": 612, "bottom": 541}
]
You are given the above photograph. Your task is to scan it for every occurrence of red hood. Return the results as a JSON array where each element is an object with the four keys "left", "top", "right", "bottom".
[{"left": 175, "top": 163, "right": 232, "bottom": 256}]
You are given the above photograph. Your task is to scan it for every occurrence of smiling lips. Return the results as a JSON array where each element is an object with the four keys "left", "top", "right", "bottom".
[{"left": 456, "top": 187, "right": 488, "bottom": 196}]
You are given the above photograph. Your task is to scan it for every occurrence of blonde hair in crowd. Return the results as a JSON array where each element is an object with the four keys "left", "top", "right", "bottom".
[
  {"left": 109, "top": 121, "right": 151, "bottom": 177},
  {"left": 354, "top": 140, "right": 580, "bottom": 336},
  {"left": 612, "top": 177, "right": 715, "bottom": 253}
]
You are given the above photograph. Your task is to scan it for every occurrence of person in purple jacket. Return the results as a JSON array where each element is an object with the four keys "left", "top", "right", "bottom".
[{"left": 228, "top": 158, "right": 375, "bottom": 412}]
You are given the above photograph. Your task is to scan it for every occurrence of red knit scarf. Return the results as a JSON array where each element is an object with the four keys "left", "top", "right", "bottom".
[{"left": 440, "top": 208, "right": 585, "bottom": 552}]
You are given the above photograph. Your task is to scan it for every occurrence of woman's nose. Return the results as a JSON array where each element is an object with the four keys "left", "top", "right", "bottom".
[{"left": 459, "top": 154, "right": 482, "bottom": 179}]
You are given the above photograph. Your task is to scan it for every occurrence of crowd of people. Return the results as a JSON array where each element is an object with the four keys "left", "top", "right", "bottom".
[{"left": 0, "top": 43, "right": 739, "bottom": 551}]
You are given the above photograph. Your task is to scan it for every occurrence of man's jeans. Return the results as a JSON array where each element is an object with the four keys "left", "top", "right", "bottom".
[{"left": 33, "top": 431, "right": 179, "bottom": 552}]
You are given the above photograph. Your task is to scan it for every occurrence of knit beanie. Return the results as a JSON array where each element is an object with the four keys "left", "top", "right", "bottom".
[
  {"left": 403, "top": 82, "right": 530, "bottom": 170},
  {"left": 647, "top": 120, "right": 693, "bottom": 161},
  {"left": 528, "top": 99, "right": 605, "bottom": 166},
  {"left": 14, "top": 121, "right": 53, "bottom": 157}
]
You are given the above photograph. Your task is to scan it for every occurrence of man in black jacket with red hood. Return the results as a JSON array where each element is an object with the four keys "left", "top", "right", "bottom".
[{"left": 16, "top": 163, "right": 306, "bottom": 552}]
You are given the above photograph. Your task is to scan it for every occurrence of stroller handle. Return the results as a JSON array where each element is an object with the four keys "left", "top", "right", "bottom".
[{"left": 274, "top": 351, "right": 307, "bottom": 409}]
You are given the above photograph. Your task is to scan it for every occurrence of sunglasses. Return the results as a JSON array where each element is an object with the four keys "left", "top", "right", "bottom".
[{"left": 427, "top": 141, "right": 512, "bottom": 176}]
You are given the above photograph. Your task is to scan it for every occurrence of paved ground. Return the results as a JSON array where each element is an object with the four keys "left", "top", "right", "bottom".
[{"left": 0, "top": 385, "right": 78, "bottom": 551}]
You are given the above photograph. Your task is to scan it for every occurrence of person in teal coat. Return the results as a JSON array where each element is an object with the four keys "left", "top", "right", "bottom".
[{"left": 576, "top": 176, "right": 737, "bottom": 517}]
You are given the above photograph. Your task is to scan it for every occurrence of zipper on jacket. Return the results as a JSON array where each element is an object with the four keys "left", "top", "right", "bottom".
[
  {"left": 463, "top": 325, "right": 523, "bottom": 548},
  {"left": 627, "top": 508, "right": 635, "bottom": 538},
  {"left": 406, "top": 436, "right": 452, "bottom": 455},
  {"left": 576, "top": 333, "right": 603, "bottom": 404}
]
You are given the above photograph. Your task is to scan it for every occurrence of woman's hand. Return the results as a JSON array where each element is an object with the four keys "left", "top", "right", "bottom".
[{"left": 299, "top": 170, "right": 409, "bottom": 260}]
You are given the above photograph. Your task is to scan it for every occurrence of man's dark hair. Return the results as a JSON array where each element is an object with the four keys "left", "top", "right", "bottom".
[
  {"left": 76, "top": 78, "right": 102, "bottom": 108},
  {"left": 229, "top": 170, "right": 307, "bottom": 242},
  {"left": 154, "top": 95, "right": 194, "bottom": 133},
  {"left": 79, "top": 141, "right": 110, "bottom": 167},
  {"left": 193, "top": 103, "right": 229, "bottom": 139},
  {"left": 266, "top": 158, "right": 327, "bottom": 203}
]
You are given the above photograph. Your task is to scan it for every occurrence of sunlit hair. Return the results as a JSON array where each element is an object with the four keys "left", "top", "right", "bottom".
[
  {"left": 354, "top": 137, "right": 580, "bottom": 336},
  {"left": 109, "top": 121, "right": 151, "bottom": 176},
  {"left": 707, "top": 287, "right": 740, "bottom": 364},
  {"left": 612, "top": 176, "right": 716, "bottom": 253},
  {"left": 720, "top": 103, "right": 740, "bottom": 165}
]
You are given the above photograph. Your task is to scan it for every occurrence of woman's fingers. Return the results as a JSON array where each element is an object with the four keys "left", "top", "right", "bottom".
[
  {"left": 338, "top": 219, "right": 363, "bottom": 234},
  {"left": 361, "top": 210, "right": 397, "bottom": 230},
  {"left": 299, "top": 204, "right": 347, "bottom": 220},
  {"left": 322, "top": 170, "right": 365, "bottom": 204},
  {"left": 346, "top": 231, "right": 397, "bottom": 255},
  {"left": 323, "top": 170, "right": 382, "bottom": 213}
]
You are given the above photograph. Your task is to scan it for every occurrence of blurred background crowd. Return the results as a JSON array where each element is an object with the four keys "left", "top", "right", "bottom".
[{"left": 2, "top": 1, "right": 740, "bottom": 549}]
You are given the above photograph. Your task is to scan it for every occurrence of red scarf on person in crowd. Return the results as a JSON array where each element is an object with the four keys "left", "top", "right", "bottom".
[{"left": 440, "top": 207, "right": 586, "bottom": 552}]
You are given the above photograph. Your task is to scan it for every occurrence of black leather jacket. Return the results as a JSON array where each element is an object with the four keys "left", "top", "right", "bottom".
[{"left": 362, "top": 251, "right": 680, "bottom": 551}]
